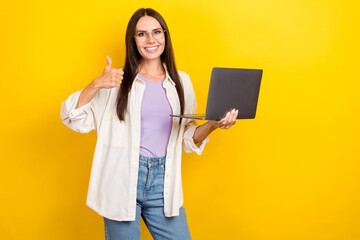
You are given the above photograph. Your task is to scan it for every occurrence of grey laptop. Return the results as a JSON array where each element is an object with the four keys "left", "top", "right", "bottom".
[{"left": 170, "top": 67, "right": 263, "bottom": 120}]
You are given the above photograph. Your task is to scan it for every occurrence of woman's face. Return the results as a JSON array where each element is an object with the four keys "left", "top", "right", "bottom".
[{"left": 134, "top": 16, "right": 165, "bottom": 62}]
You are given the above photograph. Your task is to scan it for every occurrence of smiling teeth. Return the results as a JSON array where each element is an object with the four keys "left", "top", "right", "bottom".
[{"left": 146, "top": 46, "right": 158, "bottom": 50}]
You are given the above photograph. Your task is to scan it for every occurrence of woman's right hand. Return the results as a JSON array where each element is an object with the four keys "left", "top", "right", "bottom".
[{"left": 92, "top": 56, "right": 123, "bottom": 89}]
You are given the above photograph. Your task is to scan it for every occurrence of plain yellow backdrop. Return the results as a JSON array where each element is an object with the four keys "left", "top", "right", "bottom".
[{"left": 1, "top": 0, "right": 359, "bottom": 239}]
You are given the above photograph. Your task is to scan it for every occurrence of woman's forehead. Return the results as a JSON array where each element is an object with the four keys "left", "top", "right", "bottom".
[{"left": 136, "top": 16, "right": 162, "bottom": 31}]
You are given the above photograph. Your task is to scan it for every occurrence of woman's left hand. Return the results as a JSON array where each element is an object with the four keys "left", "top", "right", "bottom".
[{"left": 210, "top": 109, "right": 238, "bottom": 130}]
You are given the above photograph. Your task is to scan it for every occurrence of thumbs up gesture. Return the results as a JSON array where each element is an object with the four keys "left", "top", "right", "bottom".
[{"left": 93, "top": 56, "right": 124, "bottom": 89}]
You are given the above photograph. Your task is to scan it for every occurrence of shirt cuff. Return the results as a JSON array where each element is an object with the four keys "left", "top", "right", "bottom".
[
  {"left": 65, "top": 89, "right": 93, "bottom": 120},
  {"left": 183, "top": 125, "right": 210, "bottom": 155}
]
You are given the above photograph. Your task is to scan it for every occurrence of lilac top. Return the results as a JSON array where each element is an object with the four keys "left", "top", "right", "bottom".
[{"left": 139, "top": 74, "right": 173, "bottom": 157}]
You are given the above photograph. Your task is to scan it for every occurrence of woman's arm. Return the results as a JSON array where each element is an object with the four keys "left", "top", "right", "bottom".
[
  {"left": 75, "top": 81, "right": 100, "bottom": 109},
  {"left": 193, "top": 109, "right": 238, "bottom": 144},
  {"left": 60, "top": 56, "right": 123, "bottom": 133}
]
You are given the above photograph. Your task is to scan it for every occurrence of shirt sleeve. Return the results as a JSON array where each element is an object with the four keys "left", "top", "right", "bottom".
[
  {"left": 60, "top": 88, "right": 108, "bottom": 133},
  {"left": 181, "top": 73, "right": 210, "bottom": 155}
]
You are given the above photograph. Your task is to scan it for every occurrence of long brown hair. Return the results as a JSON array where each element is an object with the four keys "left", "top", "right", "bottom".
[{"left": 116, "top": 8, "right": 185, "bottom": 122}]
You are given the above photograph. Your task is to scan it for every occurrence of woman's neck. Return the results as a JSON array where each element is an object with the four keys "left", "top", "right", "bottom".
[{"left": 138, "top": 59, "right": 165, "bottom": 77}]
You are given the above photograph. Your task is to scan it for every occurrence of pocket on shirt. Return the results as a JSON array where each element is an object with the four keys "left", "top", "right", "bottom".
[{"left": 101, "top": 113, "right": 128, "bottom": 148}]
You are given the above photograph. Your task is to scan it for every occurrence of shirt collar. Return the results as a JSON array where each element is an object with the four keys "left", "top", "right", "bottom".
[{"left": 162, "top": 63, "right": 176, "bottom": 86}]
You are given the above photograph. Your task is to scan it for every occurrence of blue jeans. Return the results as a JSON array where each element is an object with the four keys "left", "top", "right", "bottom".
[{"left": 103, "top": 155, "right": 192, "bottom": 240}]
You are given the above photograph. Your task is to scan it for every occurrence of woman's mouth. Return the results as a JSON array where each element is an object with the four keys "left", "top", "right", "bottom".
[{"left": 144, "top": 45, "right": 159, "bottom": 53}]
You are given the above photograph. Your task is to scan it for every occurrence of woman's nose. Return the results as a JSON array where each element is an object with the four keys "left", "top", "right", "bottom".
[{"left": 146, "top": 33, "right": 156, "bottom": 43}]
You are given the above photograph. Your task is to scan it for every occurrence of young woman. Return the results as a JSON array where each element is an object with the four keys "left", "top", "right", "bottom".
[{"left": 60, "top": 8, "right": 238, "bottom": 240}]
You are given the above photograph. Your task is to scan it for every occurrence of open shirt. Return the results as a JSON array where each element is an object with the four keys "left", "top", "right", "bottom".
[{"left": 60, "top": 68, "right": 209, "bottom": 221}]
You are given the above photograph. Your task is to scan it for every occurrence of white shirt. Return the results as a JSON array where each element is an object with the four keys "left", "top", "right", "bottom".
[{"left": 60, "top": 68, "right": 209, "bottom": 221}]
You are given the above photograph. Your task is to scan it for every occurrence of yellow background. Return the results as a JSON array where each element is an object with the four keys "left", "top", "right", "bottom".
[{"left": 1, "top": 0, "right": 359, "bottom": 239}]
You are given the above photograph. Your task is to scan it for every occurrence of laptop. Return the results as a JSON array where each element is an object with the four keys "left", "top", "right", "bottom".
[{"left": 170, "top": 67, "right": 263, "bottom": 120}]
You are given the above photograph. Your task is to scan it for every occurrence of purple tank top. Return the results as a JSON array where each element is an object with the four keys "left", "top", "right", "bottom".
[{"left": 139, "top": 74, "right": 173, "bottom": 157}]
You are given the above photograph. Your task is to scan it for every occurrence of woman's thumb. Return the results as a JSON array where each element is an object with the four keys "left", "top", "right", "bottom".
[{"left": 104, "top": 56, "right": 112, "bottom": 71}]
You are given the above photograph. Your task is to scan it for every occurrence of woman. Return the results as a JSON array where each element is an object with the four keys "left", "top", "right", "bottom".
[{"left": 60, "top": 8, "right": 238, "bottom": 240}]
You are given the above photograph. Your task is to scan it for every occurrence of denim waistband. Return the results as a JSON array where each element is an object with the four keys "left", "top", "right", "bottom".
[{"left": 139, "top": 155, "right": 166, "bottom": 167}]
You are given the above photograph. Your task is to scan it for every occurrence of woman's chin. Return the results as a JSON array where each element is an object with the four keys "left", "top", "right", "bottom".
[{"left": 141, "top": 54, "right": 162, "bottom": 61}]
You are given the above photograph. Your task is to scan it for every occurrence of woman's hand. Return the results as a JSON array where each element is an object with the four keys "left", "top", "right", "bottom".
[
  {"left": 92, "top": 56, "right": 124, "bottom": 89},
  {"left": 210, "top": 109, "right": 238, "bottom": 130},
  {"left": 192, "top": 109, "right": 238, "bottom": 144}
]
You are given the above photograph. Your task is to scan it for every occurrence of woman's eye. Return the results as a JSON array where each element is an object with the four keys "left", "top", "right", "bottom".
[
  {"left": 138, "top": 33, "right": 145, "bottom": 37},
  {"left": 154, "top": 30, "right": 161, "bottom": 35}
]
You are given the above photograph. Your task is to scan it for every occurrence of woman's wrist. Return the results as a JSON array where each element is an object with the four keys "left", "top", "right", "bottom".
[
  {"left": 193, "top": 121, "right": 217, "bottom": 144},
  {"left": 90, "top": 78, "right": 101, "bottom": 91},
  {"left": 208, "top": 120, "right": 218, "bottom": 131}
]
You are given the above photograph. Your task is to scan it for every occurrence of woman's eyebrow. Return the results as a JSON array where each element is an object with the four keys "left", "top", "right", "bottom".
[{"left": 136, "top": 28, "right": 162, "bottom": 33}]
